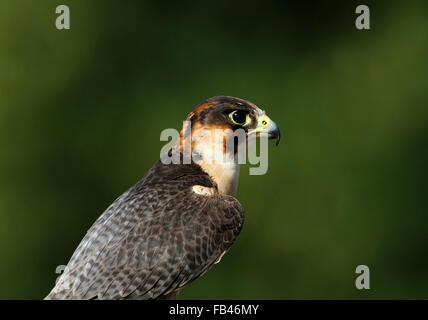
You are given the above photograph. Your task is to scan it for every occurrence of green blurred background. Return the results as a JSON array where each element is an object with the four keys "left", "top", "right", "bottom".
[{"left": 0, "top": 0, "right": 427, "bottom": 299}]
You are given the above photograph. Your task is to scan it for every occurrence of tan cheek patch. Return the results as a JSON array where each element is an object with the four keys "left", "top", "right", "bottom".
[{"left": 191, "top": 124, "right": 232, "bottom": 154}]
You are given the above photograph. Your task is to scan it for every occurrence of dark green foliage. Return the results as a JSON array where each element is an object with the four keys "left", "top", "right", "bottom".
[{"left": 0, "top": 0, "right": 427, "bottom": 299}]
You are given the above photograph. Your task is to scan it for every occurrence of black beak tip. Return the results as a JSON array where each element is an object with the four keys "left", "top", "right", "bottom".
[
  {"left": 275, "top": 127, "right": 281, "bottom": 146},
  {"left": 268, "top": 127, "right": 281, "bottom": 146}
]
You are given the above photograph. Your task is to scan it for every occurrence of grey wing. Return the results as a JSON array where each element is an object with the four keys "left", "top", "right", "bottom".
[{"left": 45, "top": 182, "right": 244, "bottom": 300}]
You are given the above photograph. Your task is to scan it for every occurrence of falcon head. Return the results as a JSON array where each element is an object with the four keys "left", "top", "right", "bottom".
[
  {"left": 174, "top": 96, "right": 280, "bottom": 196},
  {"left": 179, "top": 96, "right": 280, "bottom": 157},
  {"left": 189, "top": 96, "right": 279, "bottom": 144}
]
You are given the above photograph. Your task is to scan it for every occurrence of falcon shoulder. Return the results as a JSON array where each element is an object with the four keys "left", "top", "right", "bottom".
[{"left": 45, "top": 160, "right": 244, "bottom": 300}]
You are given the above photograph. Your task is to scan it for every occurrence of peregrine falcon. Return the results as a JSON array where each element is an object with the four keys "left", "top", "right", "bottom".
[{"left": 45, "top": 96, "right": 280, "bottom": 300}]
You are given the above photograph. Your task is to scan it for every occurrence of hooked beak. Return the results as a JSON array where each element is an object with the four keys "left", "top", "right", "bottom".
[{"left": 267, "top": 120, "right": 281, "bottom": 146}]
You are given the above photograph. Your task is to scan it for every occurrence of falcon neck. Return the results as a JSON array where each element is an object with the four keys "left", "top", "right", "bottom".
[
  {"left": 196, "top": 160, "right": 240, "bottom": 197},
  {"left": 173, "top": 126, "right": 242, "bottom": 197}
]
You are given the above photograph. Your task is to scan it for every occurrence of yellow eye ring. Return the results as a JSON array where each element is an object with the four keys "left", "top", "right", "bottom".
[{"left": 229, "top": 110, "right": 251, "bottom": 126}]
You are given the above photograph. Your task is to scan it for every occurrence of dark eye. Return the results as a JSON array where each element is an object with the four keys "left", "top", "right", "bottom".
[{"left": 229, "top": 110, "right": 248, "bottom": 125}]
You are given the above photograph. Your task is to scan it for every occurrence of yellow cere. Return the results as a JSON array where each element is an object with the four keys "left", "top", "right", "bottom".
[{"left": 255, "top": 114, "right": 272, "bottom": 132}]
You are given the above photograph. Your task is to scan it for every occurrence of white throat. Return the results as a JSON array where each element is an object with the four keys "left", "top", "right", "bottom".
[
  {"left": 178, "top": 126, "right": 243, "bottom": 197},
  {"left": 198, "top": 160, "right": 240, "bottom": 196}
]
